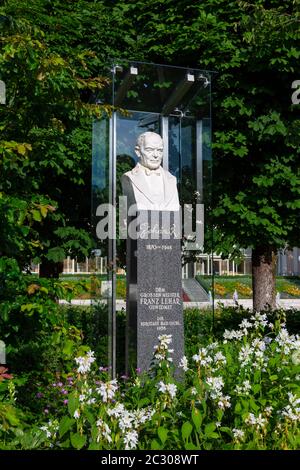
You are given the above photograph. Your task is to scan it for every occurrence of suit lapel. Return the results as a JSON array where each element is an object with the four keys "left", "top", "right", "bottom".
[
  {"left": 161, "top": 167, "right": 175, "bottom": 207},
  {"left": 129, "top": 167, "right": 156, "bottom": 204},
  {"left": 129, "top": 165, "right": 176, "bottom": 208}
]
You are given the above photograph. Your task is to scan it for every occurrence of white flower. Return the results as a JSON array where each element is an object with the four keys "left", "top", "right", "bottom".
[
  {"left": 217, "top": 395, "right": 231, "bottom": 410},
  {"left": 179, "top": 356, "right": 189, "bottom": 371},
  {"left": 40, "top": 420, "right": 59, "bottom": 440},
  {"left": 40, "top": 426, "right": 52, "bottom": 439},
  {"left": 245, "top": 413, "right": 266, "bottom": 429},
  {"left": 74, "top": 409, "right": 80, "bottom": 419},
  {"left": 281, "top": 406, "right": 300, "bottom": 422},
  {"left": 154, "top": 353, "right": 165, "bottom": 361},
  {"left": 123, "top": 430, "right": 138, "bottom": 450},
  {"left": 291, "top": 350, "right": 300, "bottom": 364},
  {"left": 206, "top": 376, "right": 224, "bottom": 399},
  {"left": 193, "top": 348, "right": 213, "bottom": 367},
  {"left": 157, "top": 381, "right": 167, "bottom": 393},
  {"left": 75, "top": 350, "right": 96, "bottom": 374},
  {"left": 158, "top": 334, "right": 172, "bottom": 349},
  {"left": 235, "top": 380, "right": 251, "bottom": 395},
  {"left": 207, "top": 342, "right": 219, "bottom": 351},
  {"left": 214, "top": 351, "right": 226, "bottom": 366},
  {"left": 96, "top": 379, "right": 118, "bottom": 402},
  {"left": 265, "top": 406, "right": 273, "bottom": 417},
  {"left": 232, "top": 428, "right": 245, "bottom": 441},
  {"left": 280, "top": 393, "right": 300, "bottom": 422},
  {"left": 167, "top": 383, "right": 177, "bottom": 399},
  {"left": 239, "top": 319, "right": 253, "bottom": 331},
  {"left": 223, "top": 329, "right": 244, "bottom": 341},
  {"left": 96, "top": 419, "right": 112, "bottom": 443},
  {"left": 119, "top": 410, "right": 134, "bottom": 432},
  {"left": 191, "top": 387, "right": 197, "bottom": 396},
  {"left": 250, "top": 312, "right": 269, "bottom": 329},
  {"left": 87, "top": 398, "right": 96, "bottom": 405},
  {"left": 157, "top": 381, "right": 177, "bottom": 399},
  {"left": 107, "top": 403, "right": 125, "bottom": 418},
  {"left": 133, "top": 407, "right": 155, "bottom": 426},
  {"left": 238, "top": 344, "right": 253, "bottom": 368},
  {"left": 275, "top": 329, "right": 299, "bottom": 355},
  {"left": 288, "top": 392, "right": 300, "bottom": 407}
]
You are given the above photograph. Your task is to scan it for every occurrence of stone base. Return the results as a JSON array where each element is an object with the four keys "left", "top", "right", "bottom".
[{"left": 125, "top": 211, "right": 184, "bottom": 374}]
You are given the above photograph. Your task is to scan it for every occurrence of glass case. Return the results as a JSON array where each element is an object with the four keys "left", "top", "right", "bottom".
[{"left": 92, "top": 60, "right": 213, "bottom": 376}]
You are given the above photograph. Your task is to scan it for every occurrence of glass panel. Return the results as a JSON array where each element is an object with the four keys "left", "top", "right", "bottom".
[
  {"left": 91, "top": 113, "right": 110, "bottom": 369},
  {"left": 92, "top": 60, "right": 213, "bottom": 375}
]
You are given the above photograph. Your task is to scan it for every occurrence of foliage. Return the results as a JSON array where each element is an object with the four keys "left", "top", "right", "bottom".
[
  {"left": 0, "top": 304, "right": 299, "bottom": 449},
  {"left": 72, "top": 0, "right": 300, "bottom": 257},
  {"left": 30, "top": 314, "right": 300, "bottom": 450},
  {"left": 0, "top": 1, "right": 111, "bottom": 270},
  {"left": 0, "top": 257, "right": 88, "bottom": 397}
]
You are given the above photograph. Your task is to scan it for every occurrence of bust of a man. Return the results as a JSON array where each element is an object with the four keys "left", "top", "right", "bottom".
[{"left": 121, "top": 131, "right": 180, "bottom": 211}]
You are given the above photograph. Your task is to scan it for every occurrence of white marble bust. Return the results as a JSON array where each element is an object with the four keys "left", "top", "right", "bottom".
[{"left": 121, "top": 131, "right": 180, "bottom": 211}]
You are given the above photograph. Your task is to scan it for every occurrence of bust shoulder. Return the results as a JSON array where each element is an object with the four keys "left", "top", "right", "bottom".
[
  {"left": 122, "top": 165, "right": 141, "bottom": 179},
  {"left": 162, "top": 168, "right": 177, "bottom": 182}
]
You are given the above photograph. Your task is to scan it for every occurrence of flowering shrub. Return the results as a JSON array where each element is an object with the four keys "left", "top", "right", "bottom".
[
  {"left": 37, "top": 314, "right": 299, "bottom": 450},
  {"left": 282, "top": 284, "right": 300, "bottom": 297},
  {"left": 214, "top": 283, "right": 227, "bottom": 296},
  {"left": 235, "top": 282, "right": 252, "bottom": 297},
  {"left": 0, "top": 367, "right": 26, "bottom": 449}
]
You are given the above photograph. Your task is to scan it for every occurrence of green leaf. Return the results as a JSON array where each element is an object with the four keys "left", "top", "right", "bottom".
[
  {"left": 185, "top": 442, "right": 199, "bottom": 450},
  {"left": 204, "top": 422, "right": 216, "bottom": 437},
  {"left": 70, "top": 432, "right": 87, "bottom": 450},
  {"left": 60, "top": 438, "right": 71, "bottom": 449},
  {"left": 67, "top": 393, "right": 79, "bottom": 418},
  {"left": 138, "top": 398, "right": 150, "bottom": 407},
  {"left": 192, "top": 408, "right": 202, "bottom": 430},
  {"left": 158, "top": 427, "right": 168, "bottom": 444},
  {"left": 151, "top": 439, "right": 162, "bottom": 450},
  {"left": 40, "top": 205, "right": 48, "bottom": 218},
  {"left": 235, "top": 402, "right": 242, "bottom": 414},
  {"left": 181, "top": 421, "right": 193, "bottom": 440},
  {"left": 250, "top": 398, "right": 259, "bottom": 412},
  {"left": 3, "top": 404, "right": 20, "bottom": 426},
  {"left": 88, "top": 442, "right": 101, "bottom": 450},
  {"left": 32, "top": 209, "right": 42, "bottom": 222},
  {"left": 252, "top": 384, "right": 261, "bottom": 394},
  {"left": 220, "top": 426, "right": 232, "bottom": 437},
  {"left": 62, "top": 339, "right": 75, "bottom": 356},
  {"left": 59, "top": 416, "right": 75, "bottom": 438},
  {"left": 46, "top": 247, "right": 65, "bottom": 263}
]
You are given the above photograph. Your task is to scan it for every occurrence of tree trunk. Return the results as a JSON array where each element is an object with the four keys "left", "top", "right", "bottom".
[
  {"left": 252, "top": 246, "right": 277, "bottom": 311},
  {"left": 39, "top": 260, "right": 63, "bottom": 278}
]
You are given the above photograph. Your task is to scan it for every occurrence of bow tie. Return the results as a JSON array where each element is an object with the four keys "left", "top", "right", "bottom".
[{"left": 144, "top": 168, "right": 161, "bottom": 176}]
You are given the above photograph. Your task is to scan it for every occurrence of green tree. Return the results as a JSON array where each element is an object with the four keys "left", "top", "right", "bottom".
[
  {"left": 0, "top": 4, "right": 111, "bottom": 276},
  {"left": 89, "top": 0, "right": 299, "bottom": 310},
  {"left": 1, "top": 0, "right": 299, "bottom": 310}
]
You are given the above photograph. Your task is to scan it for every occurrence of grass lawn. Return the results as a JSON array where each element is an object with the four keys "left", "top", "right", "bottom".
[{"left": 56, "top": 274, "right": 300, "bottom": 300}]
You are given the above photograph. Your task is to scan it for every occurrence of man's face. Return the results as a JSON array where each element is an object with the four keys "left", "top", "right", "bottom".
[{"left": 136, "top": 133, "right": 163, "bottom": 170}]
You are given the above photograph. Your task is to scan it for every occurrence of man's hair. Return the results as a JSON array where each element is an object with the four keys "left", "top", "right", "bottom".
[{"left": 136, "top": 131, "right": 162, "bottom": 149}]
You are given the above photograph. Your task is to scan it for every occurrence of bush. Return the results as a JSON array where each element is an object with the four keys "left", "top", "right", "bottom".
[{"left": 34, "top": 312, "right": 299, "bottom": 450}]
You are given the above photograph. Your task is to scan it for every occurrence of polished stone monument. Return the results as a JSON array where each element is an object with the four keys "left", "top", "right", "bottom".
[{"left": 122, "top": 132, "right": 184, "bottom": 374}]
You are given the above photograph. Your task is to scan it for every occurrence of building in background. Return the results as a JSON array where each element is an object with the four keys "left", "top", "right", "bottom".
[{"left": 30, "top": 247, "right": 300, "bottom": 277}]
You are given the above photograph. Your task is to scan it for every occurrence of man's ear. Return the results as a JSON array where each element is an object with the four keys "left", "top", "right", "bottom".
[{"left": 134, "top": 145, "right": 141, "bottom": 158}]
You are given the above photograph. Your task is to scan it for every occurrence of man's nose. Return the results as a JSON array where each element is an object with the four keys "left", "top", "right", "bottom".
[{"left": 153, "top": 149, "right": 159, "bottom": 158}]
